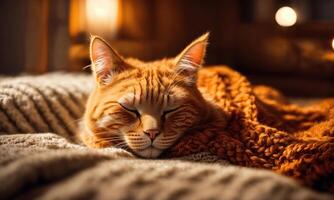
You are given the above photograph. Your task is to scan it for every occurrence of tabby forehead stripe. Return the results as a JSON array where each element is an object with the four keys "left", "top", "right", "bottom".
[
  {"left": 148, "top": 69, "right": 152, "bottom": 104},
  {"left": 150, "top": 70, "right": 155, "bottom": 105},
  {"left": 143, "top": 73, "right": 149, "bottom": 103},
  {"left": 156, "top": 83, "right": 161, "bottom": 107},
  {"left": 138, "top": 81, "right": 143, "bottom": 105},
  {"left": 167, "top": 94, "right": 170, "bottom": 105},
  {"left": 132, "top": 86, "right": 136, "bottom": 106},
  {"left": 154, "top": 70, "right": 163, "bottom": 105},
  {"left": 148, "top": 71, "right": 153, "bottom": 105}
]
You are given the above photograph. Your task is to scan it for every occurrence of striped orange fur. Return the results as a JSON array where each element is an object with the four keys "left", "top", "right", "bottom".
[{"left": 79, "top": 33, "right": 226, "bottom": 158}]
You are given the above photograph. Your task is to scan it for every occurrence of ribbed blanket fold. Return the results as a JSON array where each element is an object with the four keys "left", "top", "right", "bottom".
[{"left": 1, "top": 133, "right": 332, "bottom": 200}]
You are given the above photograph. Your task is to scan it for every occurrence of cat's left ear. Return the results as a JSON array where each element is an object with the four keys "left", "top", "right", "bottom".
[
  {"left": 90, "top": 36, "right": 132, "bottom": 85},
  {"left": 174, "top": 32, "right": 209, "bottom": 85}
]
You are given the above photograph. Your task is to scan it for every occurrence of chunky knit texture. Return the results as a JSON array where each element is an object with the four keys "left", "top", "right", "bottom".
[
  {"left": 0, "top": 71, "right": 333, "bottom": 198},
  {"left": 166, "top": 66, "right": 334, "bottom": 192}
]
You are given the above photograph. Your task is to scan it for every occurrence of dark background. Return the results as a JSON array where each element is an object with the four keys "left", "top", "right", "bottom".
[{"left": 0, "top": 0, "right": 334, "bottom": 97}]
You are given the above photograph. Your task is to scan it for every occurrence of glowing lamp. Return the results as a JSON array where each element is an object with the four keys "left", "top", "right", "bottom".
[
  {"left": 332, "top": 38, "right": 334, "bottom": 51},
  {"left": 86, "top": 0, "right": 120, "bottom": 37},
  {"left": 275, "top": 7, "right": 297, "bottom": 27}
]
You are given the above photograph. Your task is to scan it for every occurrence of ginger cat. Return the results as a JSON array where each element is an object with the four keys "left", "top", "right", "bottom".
[
  {"left": 79, "top": 33, "right": 334, "bottom": 192},
  {"left": 79, "top": 33, "right": 225, "bottom": 158}
]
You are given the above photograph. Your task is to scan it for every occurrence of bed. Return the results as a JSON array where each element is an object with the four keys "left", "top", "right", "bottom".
[{"left": 0, "top": 73, "right": 332, "bottom": 200}]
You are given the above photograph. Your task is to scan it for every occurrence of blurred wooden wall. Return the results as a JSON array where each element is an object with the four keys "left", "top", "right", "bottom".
[
  {"left": 0, "top": 0, "right": 28, "bottom": 74},
  {"left": 92, "top": 0, "right": 239, "bottom": 64},
  {"left": 69, "top": 0, "right": 240, "bottom": 71},
  {"left": 0, "top": 0, "right": 333, "bottom": 97},
  {"left": 68, "top": 0, "right": 334, "bottom": 97},
  {"left": 0, "top": 0, "right": 70, "bottom": 75}
]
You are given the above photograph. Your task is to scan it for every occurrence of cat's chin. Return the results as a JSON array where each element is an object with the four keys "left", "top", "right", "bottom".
[{"left": 135, "top": 147, "right": 162, "bottom": 159}]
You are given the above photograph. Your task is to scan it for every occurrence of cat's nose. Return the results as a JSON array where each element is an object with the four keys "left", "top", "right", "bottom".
[{"left": 144, "top": 129, "right": 160, "bottom": 140}]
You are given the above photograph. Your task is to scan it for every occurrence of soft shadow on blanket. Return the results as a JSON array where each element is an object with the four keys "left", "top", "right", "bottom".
[{"left": 0, "top": 133, "right": 332, "bottom": 200}]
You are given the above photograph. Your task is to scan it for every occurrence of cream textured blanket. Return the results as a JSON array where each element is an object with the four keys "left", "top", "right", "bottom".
[{"left": 0, "top": 73, "right": 332, "bottom": 200}]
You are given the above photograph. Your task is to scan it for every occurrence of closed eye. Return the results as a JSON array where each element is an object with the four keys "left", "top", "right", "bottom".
[
  {"left": 162, "top": 106, "right": 182, "bottom": 120},
  {"left": 119, "top": 103, "right": 140, "bottom": 117}
]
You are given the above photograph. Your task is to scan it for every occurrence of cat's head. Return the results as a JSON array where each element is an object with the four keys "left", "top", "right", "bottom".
[{"left": 81, "top": 33, "right": 209, "bottom": 158}]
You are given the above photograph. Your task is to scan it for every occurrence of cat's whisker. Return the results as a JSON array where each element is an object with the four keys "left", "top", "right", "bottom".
[
  {"left": 161, "top": 135, "right": 178, "bottom": 139},
  {"left": 82, "top": 64, "right": 92, "bottom": 70},
  {"left": 114, "top": 142, "right": 128, "bottom": 147},
  {"left": 93, "top": 132, "right": 122, "bottom": 137},
  {"left": 159, "top": 139, "right": 176, "bottom": 144},
  {"left": 93, "top": 136, "right": 122, "bottom": 141},
  {"left": 99, "top": 138, "right": 124, "bottom": 143},
  {"left": 93, "top": 131, "right": 121, "bottom": 136},
  {"left": 114, "top": 142, "right": 130, "bottom": 150},
  {"left": 93, "top": 137, "right": 124, "bottom": 143},
  {"left": 72, "top": 118, "right": 83, "bottom": 124},
  {"left": 96, "top": 136, "right": 124, "bottom": 141}
]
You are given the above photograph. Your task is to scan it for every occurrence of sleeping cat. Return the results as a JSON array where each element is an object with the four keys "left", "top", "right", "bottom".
[
  {"left": 79, "top": 33, "right": 226, "bottom": 158},
  {"left": 79, "top": 33, "right": 334, "bottom": 192}
]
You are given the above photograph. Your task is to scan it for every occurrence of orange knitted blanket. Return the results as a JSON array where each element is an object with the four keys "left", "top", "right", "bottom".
[{"left": 165, "top": 66, "right": 334, "bottom": 192}]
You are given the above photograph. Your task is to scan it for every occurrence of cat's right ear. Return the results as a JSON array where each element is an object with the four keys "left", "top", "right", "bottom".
[
  {"left": 174, "top": 33, "right": 209, "bottom": 85},
  {"left": 90, "top": 36, "right": 131, "bottom": 85}
]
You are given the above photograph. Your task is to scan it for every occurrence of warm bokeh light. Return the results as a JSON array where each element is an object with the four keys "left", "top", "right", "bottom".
[
  {"left": 86, "top": 0, "right": 120, "bottom": 37},
  {"left": 275, "top": 7, "right": 297, "bottom": 27},
  {"left": 332, "top": 38, "right": 334, "bottom": 50}
]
